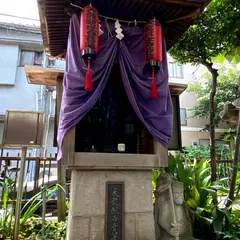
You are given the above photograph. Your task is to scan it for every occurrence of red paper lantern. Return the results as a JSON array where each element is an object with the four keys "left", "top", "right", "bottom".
[
  {"left": 144, "top": 19, "right": 163, "bottom": 99},
  {"left": 80, "top": 6, "right": 99, "bottom": 92}
]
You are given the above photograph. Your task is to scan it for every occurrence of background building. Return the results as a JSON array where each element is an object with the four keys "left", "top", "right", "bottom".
[
  {"left": 0, "top": 14, "right": 64, "bottom": 156},
  {"left": 172, "top": 58, "right": 228, "bottom": 147}
]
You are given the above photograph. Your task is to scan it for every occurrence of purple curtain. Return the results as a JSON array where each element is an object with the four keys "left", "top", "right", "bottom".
[
  {"left": 119, "top": 25, "right": 173, "bottom": 149},
  {"left": 57, "top": 15, "right": 118, "bottom": 159},
  {"left": 57, "top": 14, "right": 173, "bottom": 160}
]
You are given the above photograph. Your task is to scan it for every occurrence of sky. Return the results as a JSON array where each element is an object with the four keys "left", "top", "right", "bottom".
[
  {"left": 0, "top": 0, "right": 39, "bottom": 25},
  {"left": 0, "top": 0, "right": 39, "bottom": 19}
]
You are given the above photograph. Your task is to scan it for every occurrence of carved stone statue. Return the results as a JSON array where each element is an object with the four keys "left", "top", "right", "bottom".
[{"left": 154, "top": 172, "right": 195, "bottom": 240}]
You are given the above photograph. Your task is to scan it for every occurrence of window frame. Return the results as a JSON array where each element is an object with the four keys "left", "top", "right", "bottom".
[
  {"left": 169, "top": 62, "right": 175, "bottom": 78},
  {"left": 199, "top": 139, "right": 210, "bottom": 147},
  {"left": 19, "top": 50, "right": 43, "bottom": 67},
  {"left": 176, "top": 63, "right": 184, "bottom": 78},
  {"left": 180, "top": 108, "right": 187, "bottom": 126},
  {"left": 47, "top": 58, "right": 65, "bottom": 69},
  {"left": 168, "top": 61, "right": 184, "bottom": 78}
]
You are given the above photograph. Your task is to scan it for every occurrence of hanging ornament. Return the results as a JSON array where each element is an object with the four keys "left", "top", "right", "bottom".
[
  {"left": 115, "top": 20, "right": 124, "bottom": 40},
  {"left": 99, "top": 20, "right": 104, "bottom": 36},
  {"left": 80, "top": 5, "right": 99, "bottom": 92},
  {"left": 144, "top": 18, "right": 162, "bottom": 99}
]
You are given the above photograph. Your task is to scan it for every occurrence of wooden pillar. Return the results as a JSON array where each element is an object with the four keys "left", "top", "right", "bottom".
[{"left": 56, "top": 78, "right": 67, "bottom": 222}]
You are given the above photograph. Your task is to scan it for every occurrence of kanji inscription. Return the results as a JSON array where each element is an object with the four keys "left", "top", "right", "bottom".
[{"left": 106, "top": 182, "right": 124, "bottom": 240}]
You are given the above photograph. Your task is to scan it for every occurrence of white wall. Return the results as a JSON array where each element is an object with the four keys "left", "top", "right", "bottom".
[
  {"left": 0, "top": 122, "right": 3, "bottom": 144},
  {"left": 0, "top": 28, "right": 43, "bottom": 50},
  {"left": 0, "top": 44, "right": 19, "bottom": 85},
  {"left": 0, "top": 66, "right": 41, "bottom": 115}
]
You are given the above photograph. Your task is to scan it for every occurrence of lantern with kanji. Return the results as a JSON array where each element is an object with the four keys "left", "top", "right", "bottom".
[
  {"left": 80, "top": 5, "right": 99, "bottom": 92},
  {"left": 144, "top": 18, "right": 162, "bottom": 98}
]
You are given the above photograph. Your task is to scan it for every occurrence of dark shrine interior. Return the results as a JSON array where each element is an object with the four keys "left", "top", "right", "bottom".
[
  {"left": 53, "top": 63, "right": 181, "bottom": 153},
  {"left": 75, "top": 62, "right": 154, "bottom": 154}
]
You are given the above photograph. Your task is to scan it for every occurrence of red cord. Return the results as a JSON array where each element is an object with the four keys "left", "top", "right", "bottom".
[
  {"left": 148, "top": 68, "right": 158, "bottom": 99},
  {"left": 85, "top": 59, "right": 92, "bottom": 92}
]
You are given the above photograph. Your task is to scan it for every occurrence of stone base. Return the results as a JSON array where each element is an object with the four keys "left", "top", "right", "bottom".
[{"left": 67, "top": 170, "right": 156, "bottom": 240}]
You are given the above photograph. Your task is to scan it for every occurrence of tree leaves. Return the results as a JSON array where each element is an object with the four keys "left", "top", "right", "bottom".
[
  {"left": 188, "top": 65, "right": 240, "bottom": 126},
  {"left": 169, "top": 0, "right": 240, "bottom": 65}
]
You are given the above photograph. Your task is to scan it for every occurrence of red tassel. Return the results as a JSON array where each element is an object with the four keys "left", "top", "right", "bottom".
[
  {"left": 85, "top": 71, "right": 92, "bottom": 92},
  {"left": 84, "top": 59, "right": 93, "bottom": 92},
  {"left": 151, "top": 81, "right": 157, "bottom": 99},
  {"left": 149, "top": 68, "right": 158, "bottom": 98}
]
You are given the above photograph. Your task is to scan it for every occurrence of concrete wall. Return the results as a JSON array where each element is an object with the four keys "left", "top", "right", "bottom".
[
  {"left": 0, "top": 28, "right": 43, "bottom": 50},
  {"left": 0, "top": 44, "right": 19, "bottom": 85},
  {"left": 181, "top": 131, "right": 224, "bottom": 147},
  {"left": 0, "top": 66, "right": 41, "bottom": 115},
  {"left": 68, "top": 170, "right": 155, "bottom": 240},
  {"left": 180, "top": 91, "right": 209, "bottom": 129},
  {"left": 0, "top": 122, "right": 3, "bottom": 144}
]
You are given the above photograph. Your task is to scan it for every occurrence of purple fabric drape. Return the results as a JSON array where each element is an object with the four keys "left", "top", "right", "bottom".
[
  {"left": 57, "top": 14, "right": 173, "bottom": 160},
  {"left": 119, "top": 25, "right": 173, "bottom": 149},
  {"left": 57, "top": 15, "right": 118, "bottom": 159}
]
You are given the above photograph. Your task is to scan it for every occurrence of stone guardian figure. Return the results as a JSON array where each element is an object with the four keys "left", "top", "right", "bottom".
[{"left": 154, "top": 172, "right": 195, "bottom": 240}]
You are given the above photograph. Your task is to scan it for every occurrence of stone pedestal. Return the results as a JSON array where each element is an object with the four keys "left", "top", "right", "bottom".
[{"left": 67, "top": 153, "right": 158, "bottom": 240}]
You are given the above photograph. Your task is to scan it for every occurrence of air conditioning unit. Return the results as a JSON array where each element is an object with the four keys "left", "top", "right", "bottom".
[{"left": 2, "top": 110, "right": 45, "bottom": 147}]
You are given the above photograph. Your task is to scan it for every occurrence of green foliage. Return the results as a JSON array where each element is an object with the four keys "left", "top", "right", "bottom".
[
  {"left": 167, "top": 154, "right": 212, "bottom": 209},
  {"left": 20, "top": 184, "right": 63, "bottom": 227},
  {"left": 187, "top": 66, "right": 240, "bottom": 125},
  {"left": 22, "top": 219, "right": 67, "bottom": 240},
  {"left": 0, "top": 170, "right": 15, "bottom": 238},
  {"left": 183, "top": 144, "right": 231, "bottom": 160},
  {"left": 153, "top": 153, "right": 240, "bottom": 239},
  {"left": 169, "top": 0, "right": 240, "bottom": 183},
  {"left": 169, "top": 0, "right": 240, "bottom": 65},
  {"left": 0, "top": 172, "right": 66, "bottom": 240}
]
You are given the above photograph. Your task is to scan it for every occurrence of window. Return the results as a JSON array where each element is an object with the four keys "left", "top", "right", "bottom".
[
  {"left": 20, "top": 51, "right": 43, "bottom": 66},
  {"left": 48, "top": 59, "right": 65, "bottom": 69},
  {"left": 169, "top": 62, "right": 175, "bottom": 78},
  {"left": 199, "top": 139, "right": 210, "bottom": 147},
  {"left": 176, "top": 64, "right": 183, "bottom": 78},
  {"left": 180, "top": 108, "right": 187, "bottom": 126},
  {"left": 168, "top": 62, "right": 184, "bottom": 78}
]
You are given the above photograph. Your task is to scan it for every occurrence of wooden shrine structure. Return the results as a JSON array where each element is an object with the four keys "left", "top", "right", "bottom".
[{"left": 25, "top": 0, "right": 210, "bottom": 239}]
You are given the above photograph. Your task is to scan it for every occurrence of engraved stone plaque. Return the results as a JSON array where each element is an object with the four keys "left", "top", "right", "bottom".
[{"left": 105, "top": 182, "right": 124, "bottom": 240}]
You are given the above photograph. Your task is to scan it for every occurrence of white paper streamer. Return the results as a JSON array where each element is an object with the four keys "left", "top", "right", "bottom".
[
  {"left": 115, "top": 20, "right": 124, "bottom": 40},
  {"left": 99, "top": 21, "right": 104, "bottom": 36}
]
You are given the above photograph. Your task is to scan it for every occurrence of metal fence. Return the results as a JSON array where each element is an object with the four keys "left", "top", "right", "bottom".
[
  {"left": 0, "top": 148, "right": 61, "bottom": 202},
  {"left": 0, "top": 148, "right": 235, "bottom": 202}
]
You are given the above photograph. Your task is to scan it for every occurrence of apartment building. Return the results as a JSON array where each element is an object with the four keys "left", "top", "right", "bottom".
[
  {"left": 0, "top": 15, "right": 59, "bottom": 156},
  {"left": 169, "top": 58, "right": 227, "bottom": 147}
]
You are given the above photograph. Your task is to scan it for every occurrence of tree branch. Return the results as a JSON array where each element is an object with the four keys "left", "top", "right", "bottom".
[{"left": 202, "top": 61, "right": 219, "bottom": 182}]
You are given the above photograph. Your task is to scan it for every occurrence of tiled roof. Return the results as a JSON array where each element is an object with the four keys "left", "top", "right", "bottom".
[
  {"left": 0, "top": 22, "right": 41, "bottom": 34},
  {"left": 0, "top": 14, "right": 41, "bottom": 34}
]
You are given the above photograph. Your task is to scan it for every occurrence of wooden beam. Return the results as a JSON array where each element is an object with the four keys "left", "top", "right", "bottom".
[
  {"left": 56, "top": 78, "right": 67, "bottom": 222},
  {"left": 147, "top": 0, "right": 206, "bottom": 7},
  {"left": 37, "top": 0, "right": 209, "bottom": 58},
  {"left": 62, "top": 128, "right": 76, "bottom": 166}
]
